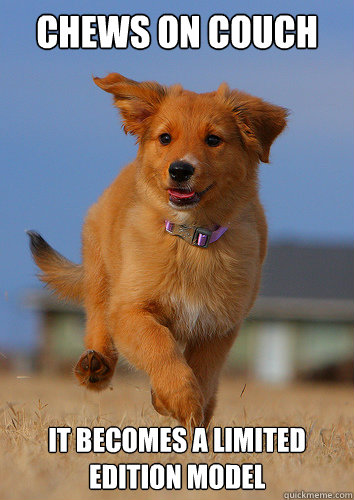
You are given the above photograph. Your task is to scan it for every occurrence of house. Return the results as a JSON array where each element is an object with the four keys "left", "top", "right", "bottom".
[
  {"left": 233, "top": 243, "right": 353, "bottom": 382},
  {"left": 25, "top": 243, "right": 354, "bottom": 382}
]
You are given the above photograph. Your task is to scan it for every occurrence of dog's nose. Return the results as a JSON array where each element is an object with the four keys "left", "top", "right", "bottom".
[{"left": 169, "top": 161, "right": 195, "bottom": 183}]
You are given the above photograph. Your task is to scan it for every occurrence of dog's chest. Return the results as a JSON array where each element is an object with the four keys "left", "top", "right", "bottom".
[
  {"left": 150, "top": 238, "right": 252, "bottom": 340},
  {"left": 128, "top": 222, "right": 258, "bottom": 339},
  {"left": 165, "top": 294, "right": 212, "bottom": 338},
  {"left": 158, "top": 275, "right": 237, "bottom": 341}
]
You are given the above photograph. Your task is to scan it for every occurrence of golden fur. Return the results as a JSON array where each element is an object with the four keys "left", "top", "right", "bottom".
[{"left": 28, "top": 73, "right": 287, "bottom": 427}]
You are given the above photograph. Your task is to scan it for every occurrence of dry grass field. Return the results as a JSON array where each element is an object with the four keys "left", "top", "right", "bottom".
[{"left": 0, "top": 371, "right": 353, "bottom": 500}]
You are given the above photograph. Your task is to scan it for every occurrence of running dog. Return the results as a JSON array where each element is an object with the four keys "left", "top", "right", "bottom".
[{"left": 27, "top": 73, "right": 287, "bottom": 427}]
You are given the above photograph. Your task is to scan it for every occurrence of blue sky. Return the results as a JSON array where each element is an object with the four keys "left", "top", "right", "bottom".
[{"left": 1, "top": 1, "right": 353, "bottom": 352}]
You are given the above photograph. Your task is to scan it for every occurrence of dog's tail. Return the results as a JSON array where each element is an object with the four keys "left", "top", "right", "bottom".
[{"left": 26, "top": 230, "right": 84, "bottom": 303}]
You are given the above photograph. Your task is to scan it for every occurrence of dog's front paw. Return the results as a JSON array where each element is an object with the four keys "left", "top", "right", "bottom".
[
  {"left": 175, "top": 383, "right": 204, "bottom": 429},
  {"left": 74, "top": 350, "right": 114, "bottom": 391},
  {"left": 153, "top": 373, "right": 204, "bottom": 428},
  {"left": 151, "top": 390, "right": 170, "bottom": 416}
]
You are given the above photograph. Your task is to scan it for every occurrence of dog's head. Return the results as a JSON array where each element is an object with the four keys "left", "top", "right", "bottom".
[{"left": 94, "top": 73, "right": 287, "bottom": 223}]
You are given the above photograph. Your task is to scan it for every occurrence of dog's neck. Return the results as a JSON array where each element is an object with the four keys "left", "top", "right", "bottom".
[
  {"left": 166, "top": 205, "right": 229, "bottom": 228},
  {"left": 164, "top": 219, "right": 228, "bottom": 248}
]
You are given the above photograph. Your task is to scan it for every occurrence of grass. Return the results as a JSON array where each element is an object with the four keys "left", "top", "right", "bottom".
[{"left": 0, "top": 372, "right": 353, "bottom": 499}]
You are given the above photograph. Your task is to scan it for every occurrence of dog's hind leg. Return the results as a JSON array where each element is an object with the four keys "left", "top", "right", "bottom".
[
  {"left": 184, "top": 328, "right": 239, "bottom": 427},
  {"left": 74, "top": 236, "right": 118, "bottom": 391}
]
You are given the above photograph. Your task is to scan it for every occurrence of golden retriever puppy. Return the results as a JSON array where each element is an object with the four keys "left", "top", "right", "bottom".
[{"left": 27, "top": 73, "right": 287, "bottom": 427}]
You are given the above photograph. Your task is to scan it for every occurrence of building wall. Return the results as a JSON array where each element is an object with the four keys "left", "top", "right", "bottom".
[
  {"left": 227, "top": 319, "right": 354, "bottom": 383},
  {"left": 35, "top": 309, "right": 354, "bottom": 383}
]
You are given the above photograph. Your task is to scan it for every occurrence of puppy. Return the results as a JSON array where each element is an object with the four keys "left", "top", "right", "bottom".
[{"left": 28, "top": 73, "right": 287, "bottom": 428}]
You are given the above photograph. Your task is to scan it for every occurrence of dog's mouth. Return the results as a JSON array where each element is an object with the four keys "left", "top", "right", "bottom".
[{"left": 168, "top": 185, "right": 213, "bottom": 208}]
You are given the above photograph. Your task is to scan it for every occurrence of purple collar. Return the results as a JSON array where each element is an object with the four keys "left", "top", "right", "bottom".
[{"left": 165, "top": 220, "right": 228, "bottom": 248}]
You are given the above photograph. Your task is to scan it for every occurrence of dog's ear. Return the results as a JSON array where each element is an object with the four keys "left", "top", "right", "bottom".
[
  {"left": 93, "top": 73, "right": 167, "bottom": 137},
  {"left": 217, "top": 84, "right": 288, "bottom": 163}
]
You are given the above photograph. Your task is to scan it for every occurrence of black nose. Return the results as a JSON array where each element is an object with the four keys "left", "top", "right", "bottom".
[{"left": 169, "top": 161, "right": 195, "bottom": 183}]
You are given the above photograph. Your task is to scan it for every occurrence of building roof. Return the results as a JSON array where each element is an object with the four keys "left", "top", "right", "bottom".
[
  {"left": 260, "top": 243, "right": 353, "bottom": 300},
  {"left": 249, "top": 243, "right": 354, "bottom": 322},
  {"left": 25, "top": 243, "right": 354, "bottom": 322}
]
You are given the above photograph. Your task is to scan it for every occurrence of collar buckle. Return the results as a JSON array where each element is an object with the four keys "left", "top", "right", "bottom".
[
  {"left": 192, "top": 227, "right": 212, "bottom": 248},
  {"left": 164, "top": 220, "right": 228, "bottom": 248}
]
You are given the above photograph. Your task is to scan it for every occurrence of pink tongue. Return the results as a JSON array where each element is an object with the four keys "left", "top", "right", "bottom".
[{"left": 168, "top": 189, "right": 195, "bottom": 199}]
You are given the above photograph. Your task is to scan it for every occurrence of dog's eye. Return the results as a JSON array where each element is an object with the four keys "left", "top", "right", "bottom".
[
  {"left": 159, "top": 133, "right": 171, "bottom": 145},
  {"left": 206, "top": 135, "right": 222, "bottom": 147}
]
